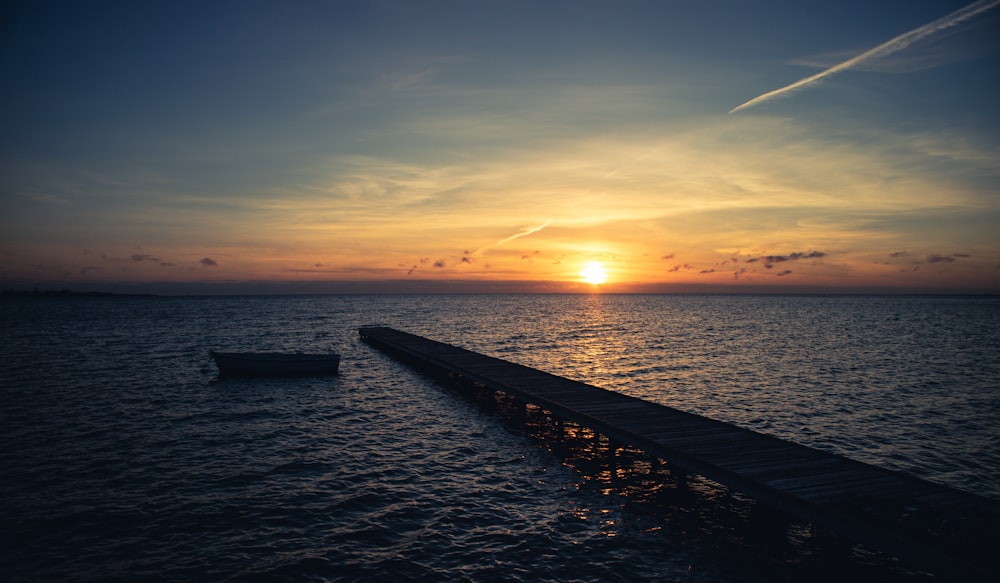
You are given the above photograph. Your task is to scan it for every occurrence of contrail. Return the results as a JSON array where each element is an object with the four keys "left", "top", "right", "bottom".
[
  {"left": 464, "top": 221, "right": 552, "bottom": 261},
  {"left": 730, "top": 0, "right": 1000, "bottom": 113},
  {"left": 495, "top": 221, "right": 552, "bottom": 246}
]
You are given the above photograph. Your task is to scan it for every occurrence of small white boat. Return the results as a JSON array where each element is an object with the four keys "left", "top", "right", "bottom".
[{"left": 211, "top": 351, "right": 340, "bottom": 377}]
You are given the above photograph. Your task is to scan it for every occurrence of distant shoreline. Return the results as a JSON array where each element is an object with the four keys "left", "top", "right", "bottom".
[
  {"left": 1, "top": 289, "right": 158, "bottom": 299},
  {"left": 3, "top": 279, "right": 998, "bottom": 296},
  {"left": 0, "top": 281, "right": 1000, "bottom": 299},
  {"left": 1, "top": 287, "right": 997, "bottom": 299}
]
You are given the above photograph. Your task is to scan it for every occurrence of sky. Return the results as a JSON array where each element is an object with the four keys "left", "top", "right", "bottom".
[{"left": 2, "top": 0, "right": 999, "bottom": 294}]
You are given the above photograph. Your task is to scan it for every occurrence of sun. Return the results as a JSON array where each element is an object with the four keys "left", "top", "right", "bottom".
[{"left": 580, "top": 261, "right": 609, "bottom": 285}]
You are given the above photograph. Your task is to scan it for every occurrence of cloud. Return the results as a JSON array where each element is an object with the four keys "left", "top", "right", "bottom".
[
  {"left": 746, "top": 250, "right": 826, "bottom": 268},
  {"left": 494, "top": 221, "right": 552, "bottom": 246},
  {"left": 730, "top": 0, "right": 1000, "bottom": 113},
  {"left": 776, "top": 270, "right": 793, "bottom": 276},
  {"left": 129, "top": 253, "right": 175, "bottom": 267},
  {"left": 441, "top": 221, "right": 553, "bottom": 268},
  {"left": 199, "top": 257, "right": 218, "bottom": 267},
  {"left": 924, "top": 253, "right": 971, "bottom": 263}
]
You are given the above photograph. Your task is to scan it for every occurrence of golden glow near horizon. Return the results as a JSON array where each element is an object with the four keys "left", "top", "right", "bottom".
[{"left": 580, "top": 261, "right": 609, "bottom": 285}]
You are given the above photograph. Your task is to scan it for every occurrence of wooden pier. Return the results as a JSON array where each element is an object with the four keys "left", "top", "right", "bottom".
[{"left": 360, "top": 326, "right": 998, "bottom": 578}]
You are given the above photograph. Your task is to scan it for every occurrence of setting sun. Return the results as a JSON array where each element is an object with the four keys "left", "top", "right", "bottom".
[{"left": 580, "top": 261, "right": 609, "bottom": 285}]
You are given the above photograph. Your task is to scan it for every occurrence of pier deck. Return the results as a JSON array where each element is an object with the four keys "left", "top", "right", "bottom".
[{"left": 359, "top": 326, "right": 998, "bottom": 578}]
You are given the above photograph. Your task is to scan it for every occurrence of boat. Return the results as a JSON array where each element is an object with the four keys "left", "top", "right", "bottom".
[{"left": 211, "top": 351, "right": 340, "bottom": 377}]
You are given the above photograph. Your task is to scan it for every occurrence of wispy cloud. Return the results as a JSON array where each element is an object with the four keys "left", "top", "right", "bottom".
[
  {"left": 495, "top": 221, "right": 552, "bottom": 246},
  {"left": 444, "top": 221, "right": 554, "bottom": 268},
  {"left": 730, "top": 0, "right": 1000, "bottom": 113}
]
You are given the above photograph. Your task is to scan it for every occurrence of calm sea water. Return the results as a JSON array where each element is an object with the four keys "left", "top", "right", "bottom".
[{"left": 1, "top": 294, "right": 997, "bottom": 582}]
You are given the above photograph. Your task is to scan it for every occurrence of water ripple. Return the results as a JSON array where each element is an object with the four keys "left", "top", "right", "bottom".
[{"left": 2, "top": 295, "right": 995, "bottom": 581}]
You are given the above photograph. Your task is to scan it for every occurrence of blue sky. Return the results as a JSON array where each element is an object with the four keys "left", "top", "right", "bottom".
[{"left": 2, "top": 0, "right": 999, "bottom": 293}]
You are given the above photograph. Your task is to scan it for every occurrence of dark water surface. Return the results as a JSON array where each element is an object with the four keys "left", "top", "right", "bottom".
[{"left": 2, "top": 294, "right": 998, "bottom": 581}]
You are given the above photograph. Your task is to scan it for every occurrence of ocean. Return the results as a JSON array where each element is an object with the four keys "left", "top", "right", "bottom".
[{"left": 1, "top": 294, "right": 997, "bottom": 582}]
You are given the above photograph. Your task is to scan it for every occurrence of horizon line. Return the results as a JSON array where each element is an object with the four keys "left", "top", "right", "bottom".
[{"left": 4, "top": 279, "right": 998, "bottom": 297}]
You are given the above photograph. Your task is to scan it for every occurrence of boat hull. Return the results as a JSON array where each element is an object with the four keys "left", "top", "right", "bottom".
[{"left": 211, "top": 352, "right": 340, "bottom": 377}]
